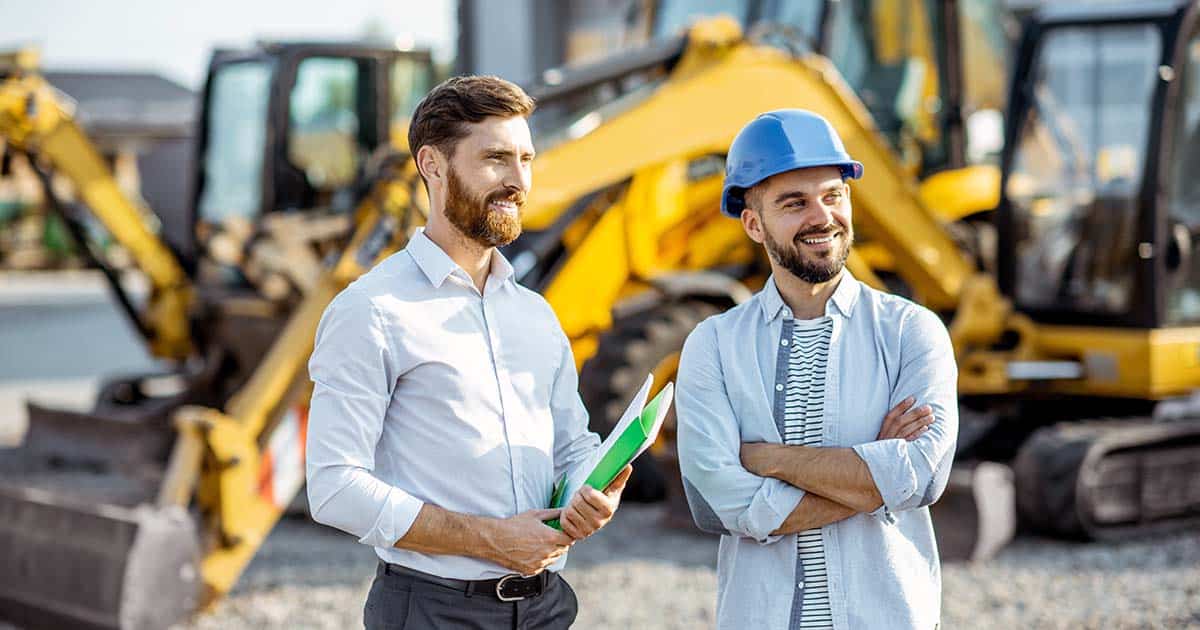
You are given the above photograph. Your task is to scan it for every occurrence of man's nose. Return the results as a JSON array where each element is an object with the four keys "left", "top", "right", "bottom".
[
  {"left": 808, "top": 204, "right": 837, "bottom": 229},
  {"left": 502, "top": 163, "right": 530, "bottom": 193}
]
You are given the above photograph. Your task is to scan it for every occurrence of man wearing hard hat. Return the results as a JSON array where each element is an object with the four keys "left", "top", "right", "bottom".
[{"left": 676, "top": 110, "right": 958, "bottom": 629}]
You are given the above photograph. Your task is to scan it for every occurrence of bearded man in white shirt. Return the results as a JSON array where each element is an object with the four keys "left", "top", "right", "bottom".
[{"left": 305, "top": 75, "right": 631, "bottom": 630}]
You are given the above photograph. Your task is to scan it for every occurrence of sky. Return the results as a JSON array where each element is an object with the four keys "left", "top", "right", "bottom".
[{"left": 1, "top": 0, "right": 457, "bottom": 89}]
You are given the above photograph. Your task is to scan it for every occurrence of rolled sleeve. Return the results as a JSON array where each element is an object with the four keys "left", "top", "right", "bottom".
[
  {"left": 305, "top": 288, "right": 425, "bottom": 545},
  {"left": 550, "top": 328, "right": 601, "bottom": 485},
  {"left": 855, "top": 307, "right": 958, "bottom": 516},
  {"left": 676, "top": 320, "right": 804, "bottom": 543}
]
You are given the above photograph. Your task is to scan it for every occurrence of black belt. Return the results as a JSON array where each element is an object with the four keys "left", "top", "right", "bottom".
[{"left": 381, "top": 562, "right": 550, "bottom": 602}]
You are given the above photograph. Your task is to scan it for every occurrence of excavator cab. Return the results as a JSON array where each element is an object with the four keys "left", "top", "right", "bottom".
[
  {"left": 999, "top": 0, "right": 1200, "bottom": 330},
  {"left": 0, "top": 43, "right": 433, "bottom": 630},
  {"left": 192, "top": 43, "right": 431, "bottom": 297},
  {"left": 981, "top": 0, "right": 1200, "bottom": 542}
]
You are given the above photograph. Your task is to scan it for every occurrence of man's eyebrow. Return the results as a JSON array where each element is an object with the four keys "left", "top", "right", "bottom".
[
  {"left": 481, "top": 146, "right": 536, "bottom": 159},
  {"left": 772, "top": 184, "right": 844, "bottom": 205},
  {"left": 772, "top": 190, "right": 808, "bottom": 205}
]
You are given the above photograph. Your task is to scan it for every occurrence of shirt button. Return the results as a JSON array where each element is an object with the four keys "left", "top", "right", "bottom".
[
  {"left": 776, "top": 383, "right": 784, "bottom": 391},
  {"left": 797, "top": 581, "right": 805, "bottom": 589},
  {"left": 781, "top": 339, "right": 789, "bottom": 346}
]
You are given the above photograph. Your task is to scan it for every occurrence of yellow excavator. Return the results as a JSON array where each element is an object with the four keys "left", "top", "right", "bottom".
[
  {"left": 4, "top": 0, "right": 1200, "bottom": 628},
  {"left": 0, "top": 43, "right": 434, "bottom": 629},
  {"left": 517, "top": 0, "right": 1200, "bottom": 563},
  {"left": 512, "top": 0, "right": 1009, "bottom": 504}
]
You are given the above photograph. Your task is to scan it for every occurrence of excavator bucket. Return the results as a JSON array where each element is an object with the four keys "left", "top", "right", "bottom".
[
  {"left": 0, "top": 483, "right": 200, "bottom": 630},
  {"left": 0, "top": 396, "right": 202, "bottom": 630},
  {"left": 929, "top": 460, "right": 1017, "bottom": 563}
]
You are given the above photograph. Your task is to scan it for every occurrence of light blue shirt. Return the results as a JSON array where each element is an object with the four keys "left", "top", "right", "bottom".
[
  {"left": 305, "top": 228, "right": 599, "bottom": 580},
  {"left": 676, "top": 272, "right": 958, "bottom": 630}
]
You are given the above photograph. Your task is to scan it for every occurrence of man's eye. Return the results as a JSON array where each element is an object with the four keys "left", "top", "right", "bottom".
[{"left": 787, "top": 200, "right": 806, "bottom": 209}]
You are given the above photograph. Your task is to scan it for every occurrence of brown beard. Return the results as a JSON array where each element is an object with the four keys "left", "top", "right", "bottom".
[
  {"left": 763, "top": 221, "right": 853, "bottom": 284},
  {"left": 443, "top": 167, "right": 525, "bottom": 247}
]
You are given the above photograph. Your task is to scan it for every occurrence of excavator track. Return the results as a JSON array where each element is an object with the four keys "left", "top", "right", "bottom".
[{"left": 1014, "top": 418, "right": 1200, "bottom": 540}]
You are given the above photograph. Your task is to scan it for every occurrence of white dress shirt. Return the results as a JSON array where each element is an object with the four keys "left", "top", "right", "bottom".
[
  {"left": 305, "top": 228, "right": 599, "bottom": 580},
  {"left": 677, "top": 273, "right": 958, "bottom": 630}
]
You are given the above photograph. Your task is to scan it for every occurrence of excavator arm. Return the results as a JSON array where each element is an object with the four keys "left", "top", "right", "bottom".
[{"left": 0, "top": 63, "right": 193, "bottom": 360}]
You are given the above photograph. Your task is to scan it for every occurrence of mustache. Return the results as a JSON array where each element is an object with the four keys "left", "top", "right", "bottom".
[
  {"left": 793, "top": 223, "right": 842, "bottom": 242},
  {"left": 486, "top": 187, "right": 526, "bottom": 208}
]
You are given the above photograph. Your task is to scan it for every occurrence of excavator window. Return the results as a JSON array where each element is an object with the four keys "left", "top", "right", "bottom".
[
  {"left": 390, "top": 55, "right": 433, "bottom": 122},
  {"left": 1006, "top": 23, "right": 1161, "bottom": 316},
  {"left": 1166, "top": 34, "right": 1200, "bottom": 324},
  {"left": 822, "top": 0, "right": 948, "bottom": 172},
  {"left": 653, "top": 0, "right": 750, "bottom": 38},
  {"left": 285, "top": 56, "right": 369, "bottom": 209},
  {"left": 196, "top": 60, "right": 273, "bottom": 224}
]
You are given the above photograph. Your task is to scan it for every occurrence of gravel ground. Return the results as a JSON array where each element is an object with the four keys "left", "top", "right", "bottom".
[
  {"left": 2, "top": 274, "right": 1198, "bottom": 629},
  {"left": 165, "top": 505, "right": 1200, "bottom": 630}
]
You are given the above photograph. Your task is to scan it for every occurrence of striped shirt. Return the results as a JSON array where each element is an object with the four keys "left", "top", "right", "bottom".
[
  {"left": 677, "top": 272, "right": 960, "bottom": 629},
  {"left": 783, "top": 317, "right": 834, "bottom": 629}
]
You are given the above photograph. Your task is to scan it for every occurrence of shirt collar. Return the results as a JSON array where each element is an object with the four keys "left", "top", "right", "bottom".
[
  {"left": 406, "top": 227, "right": 515, "bottom": 290},
  {"left": 759, "top": 270, "right": 861, "bottom": 322}
]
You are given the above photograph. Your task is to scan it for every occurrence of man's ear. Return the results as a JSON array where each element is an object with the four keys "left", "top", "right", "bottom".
[
  {"left": 741, "top": 207, "right": 765, "bottom": 244},
  {"left": 416, "top": 145, "right": 445, "bottom": 185}
]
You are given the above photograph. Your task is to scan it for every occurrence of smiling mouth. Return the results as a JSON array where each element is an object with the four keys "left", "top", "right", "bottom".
[
  {"left": 798, "top": 232, "right": 839, "bottom": 246},
  {"left": 488, "top": 199, "right": 520, "bottom": 215}
]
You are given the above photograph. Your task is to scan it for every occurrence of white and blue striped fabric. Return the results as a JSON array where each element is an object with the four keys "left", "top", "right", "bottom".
[{"left": 783, "top": 317, "right": 834, "bottom": 629}]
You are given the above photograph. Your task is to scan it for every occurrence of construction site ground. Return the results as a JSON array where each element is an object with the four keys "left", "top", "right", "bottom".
[{"left": 1, "top": 271, "right": 1197, "bottom": 630}]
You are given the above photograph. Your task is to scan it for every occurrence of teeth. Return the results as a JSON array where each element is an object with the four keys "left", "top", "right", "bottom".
[
  {"left": 490, "top": 201, "right": 518, "bottom": 214},
  {"left": 802, "top": 236, "right": 834, "bottom": 244}
]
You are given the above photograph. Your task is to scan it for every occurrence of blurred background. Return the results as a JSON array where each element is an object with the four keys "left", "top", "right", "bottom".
[{"left": 1, "top": 1, "right": 1199, "bottom": 629}]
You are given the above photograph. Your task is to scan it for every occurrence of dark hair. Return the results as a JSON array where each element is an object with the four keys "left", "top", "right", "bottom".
[{"left": 408, "top": 75, "right": 535, "bottom": 164}]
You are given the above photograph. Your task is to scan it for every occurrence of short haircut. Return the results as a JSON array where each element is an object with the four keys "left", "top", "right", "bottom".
[
  {"left": 743, "top": 185, "right": 765, "bottom": 213},
  {"left": 407, "top": 75, "right": 536, "bottom": 163}
]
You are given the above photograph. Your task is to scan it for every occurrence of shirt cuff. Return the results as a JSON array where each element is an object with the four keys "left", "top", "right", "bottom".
[
  {"left": 853, "top": 439, "right": 918, "bottom": 515},
  {"left": 736, "top": 478, "right": 805, "bottom": 543},
  {"left": 356, "top": 487, "right": 424, "bottom": 549}
]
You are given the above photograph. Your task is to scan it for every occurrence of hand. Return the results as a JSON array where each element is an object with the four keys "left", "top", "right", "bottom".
[
  {"left": 740, "top": 442, "right": 778, "bottom": 477},
  {"left": 488, "top": 508, "right": 575, "bottom": 576},
  {"left": 877, "top": 396, "right": 934, "bottom": 441},
  {"left": 559, "top": 465, "right": 632, "bottom": 541}
]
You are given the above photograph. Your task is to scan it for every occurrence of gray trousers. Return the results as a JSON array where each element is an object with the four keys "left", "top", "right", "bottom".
[{"left": 364, "top": 563, "right": 579, "bottom": 629}]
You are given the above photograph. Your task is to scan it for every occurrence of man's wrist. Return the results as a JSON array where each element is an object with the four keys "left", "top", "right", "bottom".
[
  {"left": 475, "top": 515, "right": 506, "bottom": 564},
  {"left": 753, "top": 443, "right": 784, "bottom": 478}
]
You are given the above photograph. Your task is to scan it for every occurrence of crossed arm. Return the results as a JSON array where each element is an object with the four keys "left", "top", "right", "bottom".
[
  {"left": 676, "top": 309, "right": 958, "bottom": 542},
  {"left": 748, "top": 396, "right": 936, "bottom": 532},
  {"left": 750, "top": 397, "right": 933, "bottom": 534}
]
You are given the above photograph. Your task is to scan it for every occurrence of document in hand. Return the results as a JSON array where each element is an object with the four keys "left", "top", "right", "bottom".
[{"left": 546, "top": 374, "right": 673, "bottom": 530}]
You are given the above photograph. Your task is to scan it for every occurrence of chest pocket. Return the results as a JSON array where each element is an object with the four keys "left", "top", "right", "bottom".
[{"left": 834, "top": 352, "right": 896, "bottom": 447}]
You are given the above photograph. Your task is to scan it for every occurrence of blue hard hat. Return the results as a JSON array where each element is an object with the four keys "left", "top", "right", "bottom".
[{"left": 721, "top": 109, "right": 864, "bottom": 218}]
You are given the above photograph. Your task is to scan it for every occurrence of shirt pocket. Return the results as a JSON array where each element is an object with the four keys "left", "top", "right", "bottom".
[
  {"left": 837, "top": 363, "right": 894, "bottom": 446},
  {"left": 728, "top": 382, "right": 781, "bottom": 443}
]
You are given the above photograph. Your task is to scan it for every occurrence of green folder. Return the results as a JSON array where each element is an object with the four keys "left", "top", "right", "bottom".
[{"left": 546, "top": 383, "right": 672, "bottom": 530}]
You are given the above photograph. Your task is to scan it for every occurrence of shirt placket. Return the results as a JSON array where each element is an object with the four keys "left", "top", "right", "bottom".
[
  {"left": 479, "top": 288, "right": 523, "bottom": 513},
  {"left": 773, "top": 312, "right": 811, "bottom": 630}
]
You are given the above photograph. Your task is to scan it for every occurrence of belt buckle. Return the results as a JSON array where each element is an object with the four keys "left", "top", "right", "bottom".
[{"left": 495, "top": 574, "right": 528, "bottom": 602}]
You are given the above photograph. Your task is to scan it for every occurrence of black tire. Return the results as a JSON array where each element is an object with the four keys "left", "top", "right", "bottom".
[{"left": 579, "top": 299, "right": 723, "bottom": 502}]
